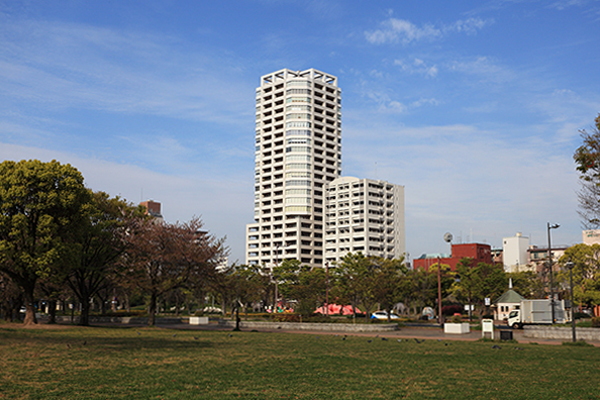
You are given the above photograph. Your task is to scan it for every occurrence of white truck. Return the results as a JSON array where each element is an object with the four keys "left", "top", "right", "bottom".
[{"left": 507, "top": 299, "right": 570, "bottom": 329}]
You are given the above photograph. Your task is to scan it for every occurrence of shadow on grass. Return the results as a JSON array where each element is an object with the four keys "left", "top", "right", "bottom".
[{"left": 0, "top": 325, "right": 216, "bottom": 352}]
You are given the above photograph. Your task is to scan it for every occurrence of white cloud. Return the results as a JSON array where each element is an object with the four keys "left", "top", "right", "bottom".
[
  {"left": 365, "top": 17, "right": 491, "bottom": 45},
  {"left": 0, "top": 19, "right": 254, "bottom": 125},
  {"left": 445, "top": 18, "right": 493, "bottom": 34},
  {"left": 549, "top": 0, "right": 588, "bottom": 10},
  {"left": 394, "top": 58, "right": 439, "bottom": 78},
  {"left": 365, "top": 18, "right": 440, "bottom": 45},
  {"left": 447, "top": 56, "right": 515, "bottom": 84}
]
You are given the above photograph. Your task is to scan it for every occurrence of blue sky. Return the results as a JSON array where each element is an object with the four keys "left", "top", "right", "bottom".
[{"left": 2, "top": 0, "right": 599, "bottom": 264}]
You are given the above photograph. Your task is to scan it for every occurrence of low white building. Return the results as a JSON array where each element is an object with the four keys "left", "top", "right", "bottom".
[{"left": 494, "top": 281, "right": 525, "bottom": 321}]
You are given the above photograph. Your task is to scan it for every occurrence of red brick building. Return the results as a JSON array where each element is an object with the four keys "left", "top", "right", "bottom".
[{"left": 413, "top": 243, "right": 492, "bottom": 271}]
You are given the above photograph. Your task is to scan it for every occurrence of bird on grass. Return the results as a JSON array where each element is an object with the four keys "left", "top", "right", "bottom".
[
  {"left": 492, "top": 345, "right": 501, "bottom": 350},
  {"left": 414, "top": 339, "right": 424, "bottom": 344},
  {"left": 397, "top": 339, "right": 403, "bottom": 343},
  {"left": 193, "top": 336, "right": 199, "bottom": 340},
  {"left": 83, "top": 340, "right": 87, "bottom": 346},
  {"left": 381, "top": 337, "right": 388, "bottom": 341},
  {"left": 367, "top": 339, "right": 372, "bottom": 343},
  {"left": 342, "top": 337, "right": 346, "bottom": 341},
  {"left": 136, "top": 331, "right": 141, "bottom": 335},
  {"left": 172, "top": 334, "right": 177, "bottom": 338},
  {"left": 228, "top": 333, "right": 233, "bottom": 338}
]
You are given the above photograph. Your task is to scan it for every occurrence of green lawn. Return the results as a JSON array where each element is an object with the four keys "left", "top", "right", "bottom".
[{"left": 0, "top": 324, "right": 598, "bottom": 399}]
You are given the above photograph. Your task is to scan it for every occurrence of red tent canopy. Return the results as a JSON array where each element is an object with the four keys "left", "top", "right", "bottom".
[{"left": 314, "top": 304, "right": 361, "bottom": 315}]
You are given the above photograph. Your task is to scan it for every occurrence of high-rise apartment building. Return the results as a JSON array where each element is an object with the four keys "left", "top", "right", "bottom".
[
  {"left": 245, "top": 69, "right": 342, "bottom": 268},
  {"left": 324, "top": 177, "right": 405, "bottom": 265}
]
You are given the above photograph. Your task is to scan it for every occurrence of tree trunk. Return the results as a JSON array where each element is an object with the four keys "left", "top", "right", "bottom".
[
  {"left": 23, "top": 286, "right": 38, "bottom": 325},
  {"left": 47, "top": 299, "right": 57, "bottom": 324},
  {"left": 79, "top": 299, "right": 90, "bottom": 326},
  {"left": 148, "top": 293, "right": 157, "bottom": 326}
]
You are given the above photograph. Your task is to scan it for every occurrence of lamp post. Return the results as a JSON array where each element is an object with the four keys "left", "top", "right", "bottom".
[
  {"left": 567, "top": 261, "right": 577, "bottom": 343},
  {"left": 325, "top": 262, "right": 329, "bottom": 317},
  {"left": 437, "top": 256, "right": 442, "bottom": 326},
  {"left": 547, "top": 222, "right": 560, "bottom": 324},
  {"left": 273, "top": 244, "right": 280, "bottom": 313}
]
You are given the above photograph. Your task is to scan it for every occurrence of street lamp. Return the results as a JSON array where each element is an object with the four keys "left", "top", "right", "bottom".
[
  {"left": 567, "top": 261, "right": 577, "bottom": 343},
  {"left": 437, "top": 256, "right": 442, "bottom": 326},
  {"left": 325, "top": 261, "right": 329, "bottom": 317},
  {"left": 273, "top": 244, "right": 280, "bottom": 313},
  {"left": 547, "top": 222, "right": 560, "bottom": 324}
]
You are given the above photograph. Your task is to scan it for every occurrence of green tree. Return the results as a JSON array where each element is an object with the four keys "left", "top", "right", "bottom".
[
  {"left": 290, "top": 267, "right": 327, "bottom": 316},
  {"left": 452, "top": 258, "right": 507, "bottom": 320},
  {"left": 334, "top": 252, "right": 374, "bottom": 320},
  {"left": 0, "top": 160, "right": 90, "bottom": 325},
  {"left": 66, "top": 192, "right": 142, "bottom": 326},
  {"left": 404, "top": 264, "right": 453, "bottom": 317},
  {"left": 371, "top": 256, "right": 408, "bottom": 322},
  {"left": 573, "top": 114, "right": 600, "bottom": 227},
  {"left": 510, "top": 270, "right": 545, "bottom": 299},
  {"left": 558, "top": 244, "right": 600, "bottom": 310},
  {"left": 273, "top": 259, "right": 308, "bottom": 306}
]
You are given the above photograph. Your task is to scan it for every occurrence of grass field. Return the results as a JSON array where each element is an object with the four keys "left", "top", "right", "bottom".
[{"left": 0, "top": 324, "right": 599, "bottom": 399}]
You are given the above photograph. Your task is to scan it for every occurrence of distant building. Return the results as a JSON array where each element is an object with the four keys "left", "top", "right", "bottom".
[
  {"left": 324, "top": 177, "right": 405, "bottom": 265},
  {"left": 527, "top": 245, "right": 568, "bottom": 274},
  {"left": 140, "top": 200, "right": 164, "bottom": 221},
  {"left": 503, "top": 232, "right": 529, "bottom": 273},
  {"left": 583, "top": 229, "right": 600, "bottom": 245},
  {"left": 491, "top": 248, "right": 503, "bottom": 265},
  {"left": 413, "top": 243, "right": 492, "bottom": 271}
]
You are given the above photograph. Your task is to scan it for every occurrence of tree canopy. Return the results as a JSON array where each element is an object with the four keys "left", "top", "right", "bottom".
[
  {"left": 573, "top": 114, "right": 600, "bottom": 228},
  {"left": 0, "top": 160, "right": 90, "bottom": 324}
]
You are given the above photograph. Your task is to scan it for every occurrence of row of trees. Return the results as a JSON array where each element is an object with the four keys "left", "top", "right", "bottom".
[
  {"left": 0, "top": 160, "right": 225, "bottom": 326},
  {"left": 224, "top": 252, "right": 550, "bottom": 322}
]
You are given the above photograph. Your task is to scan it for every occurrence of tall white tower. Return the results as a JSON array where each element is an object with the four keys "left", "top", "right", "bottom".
[{"left": 245, "top": 69, "right": 342, "bottom": 268}]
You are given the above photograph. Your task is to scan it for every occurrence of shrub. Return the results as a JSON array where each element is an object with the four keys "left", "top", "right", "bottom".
[
  {"left": 591, "top": 317, "right": 600, "bottom": 328},
  {"left": 574, "top": 312, "right": 591, "bottom": 319},
  {"left": 442, "top": 305, "right": 463, "bottom": 316},
  {"left": 450, "top": 315, "right": 462, "bottom": 324},
  {"left": 271, "top": 313, "right": 301, "bottom": 323}
]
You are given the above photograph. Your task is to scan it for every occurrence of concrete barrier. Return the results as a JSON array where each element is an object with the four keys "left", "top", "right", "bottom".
[
  {"left": 524, "top": 326, "right": 600, "bottom": 341},
  {"left": 217, "top": 320, "right": 399, "bottom": 332},
  {"left": 444, "top": 322, "right": 470, "bottom": 334},
  {"left": 189, "top": 316, "right": 209, "bottom": 325},
  {"left": 54, "top": 316, "right": 183, "bottom": 325}
]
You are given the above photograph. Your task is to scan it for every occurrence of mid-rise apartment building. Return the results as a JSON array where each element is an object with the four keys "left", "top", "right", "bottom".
[
  {"left": 245, "top": 68, "right": 342, "bottom": 268},
  {"left": 324, "top": 177, "right": 405, "bottom": 265}
]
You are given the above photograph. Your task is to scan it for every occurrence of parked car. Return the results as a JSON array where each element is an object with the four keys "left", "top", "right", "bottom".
[{"left": 371, "top": 311, "right": 401, "bottom": 321}]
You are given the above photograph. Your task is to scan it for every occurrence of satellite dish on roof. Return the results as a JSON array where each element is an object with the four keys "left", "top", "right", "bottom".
[{"left": 444, "top": 232, "right": 453, "bottom": 243}]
